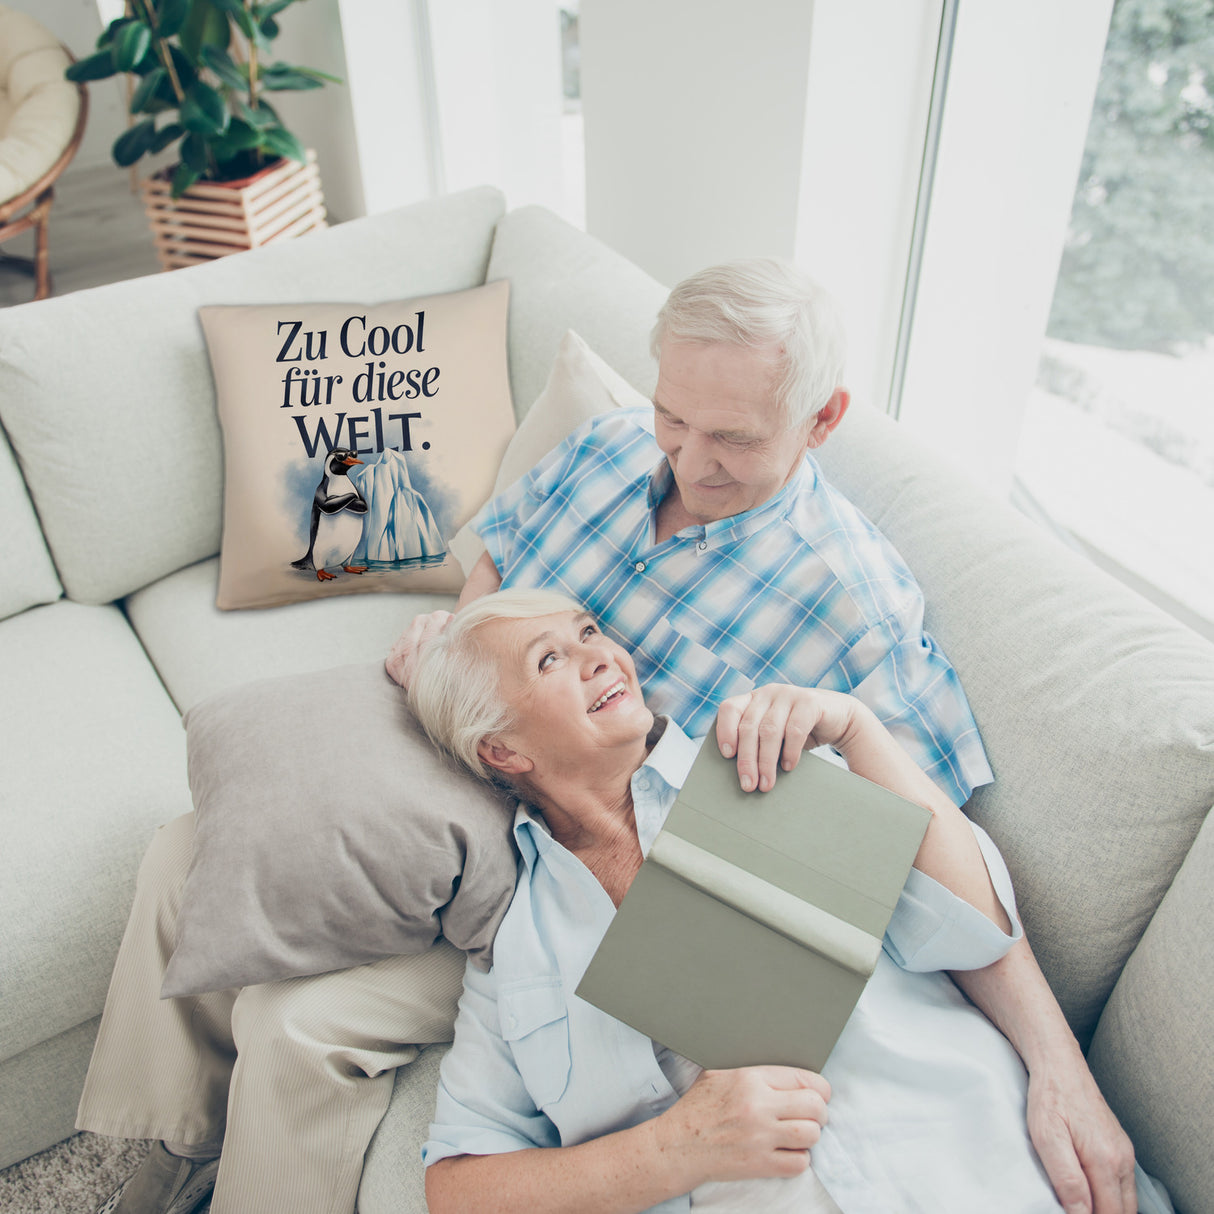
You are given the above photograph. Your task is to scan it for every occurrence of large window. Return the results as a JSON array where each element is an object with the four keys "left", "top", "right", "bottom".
[{"left": 1013, "top": 0, "right": 1214, "bottom": 636}]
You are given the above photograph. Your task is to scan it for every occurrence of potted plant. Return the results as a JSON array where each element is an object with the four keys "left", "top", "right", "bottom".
[{"left": 66, "top": 0, "right": 339, "bottom": 268}]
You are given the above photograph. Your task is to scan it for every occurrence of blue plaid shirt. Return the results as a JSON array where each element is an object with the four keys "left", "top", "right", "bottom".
[{"left": 473, "top": 407, "right": 992, "bottom": 806}]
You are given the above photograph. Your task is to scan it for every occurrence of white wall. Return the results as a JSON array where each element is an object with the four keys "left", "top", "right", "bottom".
[
  {"left": 579, "top": 0, "right": 818, "bottom": 288},
  {"left": 428, "top": 0, "right": 565, "bottom": 213}
]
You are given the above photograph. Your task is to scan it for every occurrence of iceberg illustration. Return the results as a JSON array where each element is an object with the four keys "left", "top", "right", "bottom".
[{"left": 352, "top": 449, "right": 447, "bottom": 568}]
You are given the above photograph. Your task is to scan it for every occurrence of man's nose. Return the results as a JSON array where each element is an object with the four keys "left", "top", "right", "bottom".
[{"left": 677, "top": 431, "right": 719, "bottom": 481}]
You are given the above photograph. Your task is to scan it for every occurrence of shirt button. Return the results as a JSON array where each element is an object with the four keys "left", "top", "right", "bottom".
[
  {"left": 697, "top": 541, "right": 708, "bottom": 551},
  {"left": 634, "top": 561, "right": 646, "bottom": 573}
]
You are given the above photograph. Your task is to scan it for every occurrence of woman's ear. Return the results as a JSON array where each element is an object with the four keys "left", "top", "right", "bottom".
[{"left": 477, "top": 738, "right": 534, "bottom": 777}]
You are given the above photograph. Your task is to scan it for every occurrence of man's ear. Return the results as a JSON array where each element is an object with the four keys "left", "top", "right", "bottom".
[
  {"left": 806, "top": 388, "right": 850, "bottom": 450},
  {"left": 477, "top": 738, "right": 534, "bottom": 777}
]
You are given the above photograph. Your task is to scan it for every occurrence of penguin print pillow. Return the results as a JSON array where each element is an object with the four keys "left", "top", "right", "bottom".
[{"left": 199, "top": 280, "right": 515, "bottom": 609}]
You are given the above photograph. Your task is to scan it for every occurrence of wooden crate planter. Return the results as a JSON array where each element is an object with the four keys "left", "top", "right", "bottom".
[{"left": 140, "top": 151, "right": 327, "bottom": 271}]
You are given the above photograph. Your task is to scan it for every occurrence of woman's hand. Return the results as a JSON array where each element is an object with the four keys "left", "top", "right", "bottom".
[
  {"left": 715, "top": 684, "right": 861, "bottom": 792},
  {"left": 385, "top": 610, "right": 454, "bottom": 688},
  {"left": 654, "top": 1066, "right": 831, "bottom": 1185}
]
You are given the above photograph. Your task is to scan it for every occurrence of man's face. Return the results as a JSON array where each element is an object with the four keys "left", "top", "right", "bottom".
[{"left": 652, "top": 340, "right": 817, "bottom": 524}]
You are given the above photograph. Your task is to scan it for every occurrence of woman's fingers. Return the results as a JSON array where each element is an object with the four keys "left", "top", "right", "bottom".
[
  {"left": 719, "top": 687, "right": 821, "bottom": 791},
  {"left": 385, "top": 610, "right": 454, "bottom": 688}
]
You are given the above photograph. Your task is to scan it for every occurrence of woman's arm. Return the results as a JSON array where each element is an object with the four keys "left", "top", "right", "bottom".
[
  {"left": 427, "top": 1065, "right": 830, "bottom": 1214},
  {"left": 714, "top": 684, "right": 1010, "bottom": 931}
]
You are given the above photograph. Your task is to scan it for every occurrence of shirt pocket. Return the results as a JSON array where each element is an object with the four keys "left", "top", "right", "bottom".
[
  {"left": 636, "top": 615, "right": 754, "bottom": 722},
  {"left": 499, "top": 978, "right": 572, "bottom": 1110}
]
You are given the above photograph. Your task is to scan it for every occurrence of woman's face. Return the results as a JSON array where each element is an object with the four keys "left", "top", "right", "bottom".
[{"left": 476, "top": 610, "right": 653, "bottom": 775}]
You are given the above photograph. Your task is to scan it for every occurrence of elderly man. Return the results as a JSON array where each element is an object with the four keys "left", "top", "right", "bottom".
[{"left": 389, "top": 260, "right": 1136, "bottom": 1214}]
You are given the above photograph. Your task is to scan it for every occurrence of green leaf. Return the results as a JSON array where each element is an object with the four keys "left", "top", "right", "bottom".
[
  {"left": 221, "top": 118, "right": 263, "bottom": 150},
  {"left": 129, "top": 66, "right": 166, "bottom": 113},
  {"left": 66, "top": 50, "right": 119, "bottom": 83},
  {"left": 234, "top": 97, "right": 279, "bottom": 129},
  {"left": 167, "top": 44, "right": 198, "bottom": 91},
  {"left": 150, "top": 122, "right": 185, "bottom": 153},
  {"left": 181, "top": 80, "right": 230, "bottom": 135},
  {"left": 180, "top": 131, "right": 210, "bottom": 172},
  {"left": 259, "top": 62, "right": 323, "bottom": 91},
  {"left": 112, "top": 119, "right": 157, "bottom": 167},
  {"left": 155, "top": 0, "right": 191, "bottom": 40},
  {"left": 171, "top": 162, "right": 201, "bottom": 197},
  {"left": 96, "top": 17, "right": 129, "bottom": 50},
  {"left": 180, "top": 0, "right": 231, "bottom": 63},
  {"left": 259, "top": 125, "right": 305, "bottom": 163},
  {"left": 200, "top": 44, "right": 248, "bottom": 90},
  {"left": 259, "top": 15, "right": 279, "bottom": 40},
  {"left": 112, "top": 20, "right": 152, "bottom": 72},
  {"left": 294, "top": 65, "right": 343, "bottom": 85}
]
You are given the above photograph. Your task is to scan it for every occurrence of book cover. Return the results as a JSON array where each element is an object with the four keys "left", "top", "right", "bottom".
[{"left": 575, "top": 744, "right": 932, "bottom": 1071}]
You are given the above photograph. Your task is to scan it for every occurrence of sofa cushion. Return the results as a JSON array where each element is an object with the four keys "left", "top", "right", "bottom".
[
  {"left": 123, "top": 557, "right": 450, "bottom": 714},
  {"left": 486, "top": 205, "right": 668, "bottom": 420},
  {"left": 0, "top": 600, "right": 191, "bottom": 1063},
  {"left": 813, "top": 402, "right": 1214, "bottom": 1045},
  {"left": 0, "top": 186, "right": 506, "bottom": 606},
  {"left": 1088, "top": 804, "right": 1214, "bottom": 1214},
  {"left": 0, "top": 423, "right": 60, "bottom": 620},
  {"left": 199, "top": 281, "right": 515, "bottom": 609},
  {"left": 449, "top": 329, "right": 643, "bottom": 574}
]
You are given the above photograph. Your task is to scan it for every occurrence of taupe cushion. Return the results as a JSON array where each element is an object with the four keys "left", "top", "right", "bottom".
[
  {"left": 0, "top": 186, "right": 506, "bottom": 605},
  {"left": 162, "top": 663, "right": 519, "bottom": 997},
  {"left": 815, "top": 402, "right": 1214, "bottom": 1045}
]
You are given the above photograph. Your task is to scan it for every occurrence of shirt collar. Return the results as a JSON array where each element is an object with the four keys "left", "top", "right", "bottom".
[
  {"left": 512, "top": 716, "right": 703, "bottom": 869},
  {"left": 645, "top": 456, "right": 818, "bottom": 547}
]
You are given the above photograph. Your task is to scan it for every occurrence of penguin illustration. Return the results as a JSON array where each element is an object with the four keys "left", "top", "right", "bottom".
[{"left": 291, "top": 447, "right": 369, "bottom": 581}]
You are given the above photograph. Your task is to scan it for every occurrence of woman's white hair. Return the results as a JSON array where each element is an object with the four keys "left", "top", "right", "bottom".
[
  {"left": 407, "top": 588, "right": 586, "bottom": 782},
  {"left": 650, "top": 258, "right": 847, "bottom": 429}
]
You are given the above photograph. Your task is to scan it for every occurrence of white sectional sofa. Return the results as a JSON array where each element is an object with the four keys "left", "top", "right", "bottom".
[{"left": 0, "top": 186, "right": 1210, "bottom": 1213}]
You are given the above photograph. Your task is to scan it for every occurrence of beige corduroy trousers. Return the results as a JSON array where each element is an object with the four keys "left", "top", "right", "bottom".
[{"left": 76, "top": 813, "right": 466, "bottom": 1214}]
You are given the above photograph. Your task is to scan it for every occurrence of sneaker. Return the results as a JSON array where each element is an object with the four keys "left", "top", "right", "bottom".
[{"left": 96, "top": 1142, "right": 220, "bottom": 1214}]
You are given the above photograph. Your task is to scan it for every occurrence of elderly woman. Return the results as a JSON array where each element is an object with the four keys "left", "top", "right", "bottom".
[{"left": 407, "top": 587, "right": 1082, "bottom": 1214}]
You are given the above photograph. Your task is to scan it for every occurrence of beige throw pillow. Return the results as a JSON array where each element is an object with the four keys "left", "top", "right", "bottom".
[
  {"left": 200, "top": 281, "right": 515, "bottom": 609},
  {"left": 449, "top": 328, "right": 649, "bottom": 574}
]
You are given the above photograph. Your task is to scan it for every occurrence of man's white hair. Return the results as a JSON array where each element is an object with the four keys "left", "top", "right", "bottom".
[
  {"left": 650, "top": 258, "right": 847, "bottom": 429},
  {"left": 407, "top": 588, "right": 586, "bottom": 782}
]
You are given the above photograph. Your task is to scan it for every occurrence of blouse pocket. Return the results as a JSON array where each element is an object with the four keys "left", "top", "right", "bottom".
[{"left": 499, "top": 978, "right": 572, "bottom": 1109}]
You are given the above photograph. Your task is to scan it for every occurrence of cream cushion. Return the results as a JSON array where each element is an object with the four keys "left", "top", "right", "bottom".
[{"left": 0, "top": 7, "right": 79, "bottom": 202}]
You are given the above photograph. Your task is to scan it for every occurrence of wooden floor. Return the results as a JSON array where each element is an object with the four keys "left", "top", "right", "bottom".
[{"left": 0, "top": 162, "right": 162, "bottom": 308}]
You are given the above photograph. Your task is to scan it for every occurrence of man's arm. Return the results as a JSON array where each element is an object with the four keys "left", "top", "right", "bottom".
[
  {"left": 951, "top": 942, "right": 1137, "bottom": 1214},
  {"left": 385, "top": 552, "right": 502, "bottom": 688}
]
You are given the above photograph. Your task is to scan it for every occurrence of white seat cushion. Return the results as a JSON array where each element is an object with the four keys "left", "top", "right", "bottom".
[
  {"left": 0, "top": 600, "right": 192, "bottom": 1063},
  {"left": 124, "top": 556, "right": 454, "bottom": 713}
]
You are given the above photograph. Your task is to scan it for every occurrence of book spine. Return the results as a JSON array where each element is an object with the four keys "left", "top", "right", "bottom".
[{"left": 648, "top": 832, "right": 882, "bottom": 977}]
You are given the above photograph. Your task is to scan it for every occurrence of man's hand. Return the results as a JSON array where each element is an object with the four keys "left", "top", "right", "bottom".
[
  {"left": 1026, "top": 1061, "right": 1137, "bottom": 1214},
  {"left": 653, "top": 1066, "right": 830, "bottom": 1186},
  {"left": 385, "top": 610, "right": 454, "bottom": 689},
  {"left": 714, "top": 684, "right": 859, "bottom": 792}
]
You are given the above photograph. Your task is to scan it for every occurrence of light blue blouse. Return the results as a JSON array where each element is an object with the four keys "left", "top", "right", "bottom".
[{"left": 424, "top": 721, "right": 1067, "bottom": 1212}]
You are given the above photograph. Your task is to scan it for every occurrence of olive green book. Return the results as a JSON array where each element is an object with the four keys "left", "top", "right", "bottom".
[{"left": 575, "top": 745, "right": 932, "bottom": 1071}]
